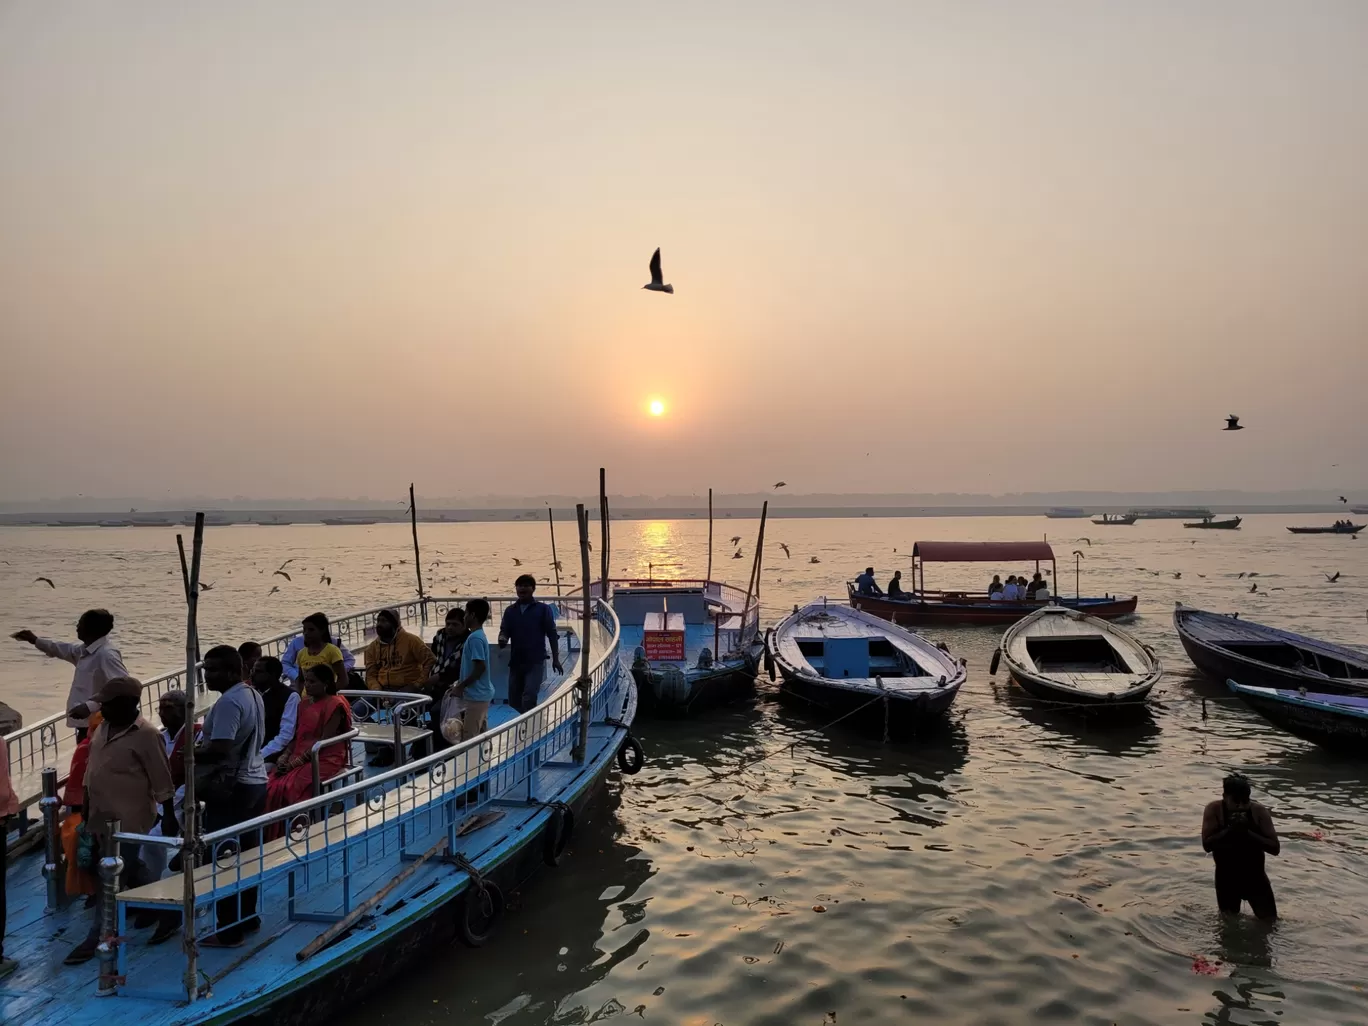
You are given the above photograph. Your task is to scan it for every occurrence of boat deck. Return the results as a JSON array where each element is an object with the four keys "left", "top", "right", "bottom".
[{"left": 1004, "top": 609, "right": 1155, "bottom": 695}]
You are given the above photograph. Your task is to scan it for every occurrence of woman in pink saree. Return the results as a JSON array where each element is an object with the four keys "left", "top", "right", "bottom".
[{"left": 265, "top": 665, "right": 351, "bottom": 820}]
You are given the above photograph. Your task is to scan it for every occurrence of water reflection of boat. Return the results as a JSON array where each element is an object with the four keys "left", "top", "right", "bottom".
[
  {"left": 998, "top": 684, "right": 1162, "bottom": 758},
  {"left": 772, "top": 703, "right": 969, "bottom": 783}
]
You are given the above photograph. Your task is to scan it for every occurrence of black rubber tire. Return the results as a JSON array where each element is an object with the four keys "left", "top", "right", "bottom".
[
  {"left": 763, "top": 637, "right": 776, "bottom": 682},
  {"left": 543, "top": 803, "right": 575, "bottom": 867},
  {"left": 456, "top": 879, "right": 505, "bottom": 947},
  {"left": 617, "top": 735, "right": 645, "bottom": 775},
  {"left": 989, "top": 649, "right": 1002, "bottom": 676}
]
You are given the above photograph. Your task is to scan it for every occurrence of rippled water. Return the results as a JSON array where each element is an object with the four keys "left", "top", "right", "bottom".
[{"left": 2, "top": 516, "right": 1366, "bottom": 1024}]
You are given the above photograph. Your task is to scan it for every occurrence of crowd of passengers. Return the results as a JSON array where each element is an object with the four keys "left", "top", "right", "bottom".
[
  {"left": 853, "top": 567, "right": 1051, "bottom": 602},
  {"left": 0, "top": 575, "right": 561, "bottom": 975}
]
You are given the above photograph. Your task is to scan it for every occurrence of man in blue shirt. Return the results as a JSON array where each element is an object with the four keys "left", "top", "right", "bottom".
[
  {"left": 855, "top": 567, "right": 883, "bottom": 597},
  {"left": 498, "top": 575, "right": 563, "bottom": 713},
  {"left": 447, "top": 599, "right": 494, "bottom": 741}
]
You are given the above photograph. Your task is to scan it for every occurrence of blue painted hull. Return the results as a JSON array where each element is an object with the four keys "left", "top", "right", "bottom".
[{"left": 1227, "top": 681, "right": 1368, "bottom": 755}]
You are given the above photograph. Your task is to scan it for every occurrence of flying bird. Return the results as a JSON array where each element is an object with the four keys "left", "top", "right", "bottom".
[
  {"left": 773, "top": 482, "right": 787, "bottom": 490},
  {"left": 643, "top": 247, "right": 673, "bottom": 294},
  {"left": 1339, "top": 496, "right": 1348, "bottom": 504},
  {"left": 198, "top": 581, "right": 214, "bottom": 592},
  {"left": 273, "top": 570, "right": 292, "bottom": 581},
  {"left": 1072, "top": 550, "right": 1086, "bottom": 560},
  {"left": 1224, "top": 415, "right": 1244, "bottom": 431},
  {"left": 277, "top": 558, "right": 295, "bottom": 571},
  {"left": 809, "top": 556, "right": 821, "bottom": 564},
  {"left": 267, "top": 585, "right": 280, "bottom": 596},
  {"left": 382, "top": 563, "right": 393, "bottom": 570},
  {"left": 512, "top": 558, "right": 523, "bottom": 566},
  {"left": 1249, "top": 583, "right": 1259, "bottom": 593},
  {"left": 733, "top": 550, "right": 744, "bottom": 559},
  {"left": 550, "top": 560, "right": 563, "bottom": 572},
  {"left": 112, "top": 555, "right": 128, "bottom": 561},
  {"left": 1173, "top": 572, "right": 1182, "bottom": 579},
  {"left": 729, "top": 536, "right": 742, "bottom": 546},
  {"left": 1325, "top": 572, "right": 1341, "bottom": 582},
  {"left": 34, "top": 577, "right": 55, "bottom": 588},
  {"left": 779, "top": 543, "right": 791, "bottom": 558},
  {"left": 322, "top": 576, "right": 332, "bottom": 586},
  {"left": 1237, "top": 572, "right": 1246, "bottom": 578},
  {"left": 1078, "top": 538, "right": 1091, "bottom": 547}
]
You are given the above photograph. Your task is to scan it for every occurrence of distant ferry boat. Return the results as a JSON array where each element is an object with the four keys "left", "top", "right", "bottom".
[
  {"left": 1044, "top": 507, "right": 1088, "bottom": 518},
  {"left": 1353, "top": 506, "right": 1368, "bottom": 516},
  {"left": 321, "top": 517, "right": 378, "bottom": 526},
  {"left": 1127, "top": 507, "right": 1213, "bottom": 520}
]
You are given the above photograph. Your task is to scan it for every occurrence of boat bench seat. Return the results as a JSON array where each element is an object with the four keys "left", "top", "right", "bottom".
[
  {"left": 116, "top": 777, "right": 463, "bottom": 909},
  {"left": 354, "top": 722, "right": 432, "bottom": 750}
]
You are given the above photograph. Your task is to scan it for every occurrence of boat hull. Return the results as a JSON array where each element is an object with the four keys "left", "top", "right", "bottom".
[
  {"left": 1183, "top": 518, "right": 1241, "bottom": 529},
  {"left": 1173, "top": 607, "right": 1368, "bottom": 696},
  {"left": 1286, "top": 525, "right": 1364, "bottom": 534},
  {"left": 1227, "top": 682, "right": 1368, "bottom": 755},
  {"left": 1008, "top": 670, "right": 1156, "bottom": 710},
  {"left": 631, "top": 655, "right": 758, "bottom": 716},
  {"left": 851, "top": 593, "right": 1138, "bottom": 627},
  {"left": 777, "top": 669, "right": 960, "bottom": 737}
]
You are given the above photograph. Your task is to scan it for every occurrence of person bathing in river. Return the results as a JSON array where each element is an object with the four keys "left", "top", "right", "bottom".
[
  {"left": 1202, "top": 773, "right": 1280, "bottom": 921},
  {"left": 855, "top": 567, "right": 883, "bottom": 597},
  {"left": 887, "top": 570, "right": 908, "bottom": 599}
]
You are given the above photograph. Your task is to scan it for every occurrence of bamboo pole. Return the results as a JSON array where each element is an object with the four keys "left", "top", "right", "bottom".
[
  {"left": 176, "top": 536, "right": 202, "bottom": 666},
  {"left": 739, "top": 501, "right": 768, "bottom": 649},
  {"left": 574, "top": 504, "right": 593, "bottom": 763},
  {"left": 706, "top": 488, "right": 713, "bottom": 583},
  {"left": 598, "top": 468, "right": 609, "bottom": 592},
  {"left": 547, "top": 507, "right": 562, "bottom": 596},
  {"left": 179, "top": 512, "right": 205, "bottom": 1003},
  {"left": 409, "top": 483, "right": 426, "bottom": 624}
]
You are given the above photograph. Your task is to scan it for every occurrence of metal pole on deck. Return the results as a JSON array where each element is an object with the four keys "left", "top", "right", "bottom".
[
  {"left": 40, "top": 767, "right": 66, "bottom": 911},
  {"left": 410, "top": 484, "right": 427, "bottom": 624},
  {"left": 706, "top": 488, "right": 713, "bottom": 583},
  {"left": 547, "top": 507, "right": 562, "bottom": 596},
  {"left": 573, "top": 504, "right": 593, "bottom": 763},
  {"left": 179, "top": 513, "right": 204, "bottom": 1003},
  {"left": 96, "top": 818, "right": 124, "bottom": 995}
]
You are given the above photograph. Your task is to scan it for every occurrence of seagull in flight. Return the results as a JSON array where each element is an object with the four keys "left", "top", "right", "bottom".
[
  {"left": 512, "top": 558, "right": 523, "bottom": 566},
  {"left": 809, "top": 556, "right": 821, "bottom": 564},
  {"left": 643, "top": 248, "right": 673, "bottom": 294},
  {"left": 1339, "top": 496, "right": 1348, "bottom": 504},
  {"left": 34, "top": 577, "right": 55, "bottom": 588},
  {"left": 773, "top": 482, "right": 787, "bottom": 490},
  {"left": 729, "top": 536, "right": 742, "bottom": 546},
  {"left": 198, "top": 581, "right": 214, "bottom": 592},
  {"left": 1224, "top": 415, "right": 1244, "bottom": 431},
  {"left": 779, "top": 543, "right": 791, "bottom": 558},
  {"left": 273, "top": 569, "right": 292, "bottom": 581},
  {"left": 1325, "top": 572, "right": 1341, "bottom": 582},
  {"left": 267, "top": 585, "right": 280, "bottom": 596}
]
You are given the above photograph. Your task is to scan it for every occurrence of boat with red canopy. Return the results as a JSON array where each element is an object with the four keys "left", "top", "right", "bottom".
[{"left": 847, "top": 540, "right": 1138, "bottom": 626}]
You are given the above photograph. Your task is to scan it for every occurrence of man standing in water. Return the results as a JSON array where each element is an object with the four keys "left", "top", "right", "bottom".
[
  {"left": 12, "top": 609, "right": 128, "bottom": 740},
  {"left": 1201, "top": 773, "right": 1280, "bottom": 920}
]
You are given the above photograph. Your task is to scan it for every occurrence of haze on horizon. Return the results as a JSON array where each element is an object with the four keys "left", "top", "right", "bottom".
[{"left": 2, "top": 2, "right": 1366, "bottom": 503}]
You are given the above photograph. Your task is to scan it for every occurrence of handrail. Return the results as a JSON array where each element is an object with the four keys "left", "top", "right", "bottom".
[{"left": 310, "top": 728, "right": 361, "bottom": 797}]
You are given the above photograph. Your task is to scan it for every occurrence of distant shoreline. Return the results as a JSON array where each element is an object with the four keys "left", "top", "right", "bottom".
[{"left": 0, "top": 505, "right": 1358, "bottom": 526}]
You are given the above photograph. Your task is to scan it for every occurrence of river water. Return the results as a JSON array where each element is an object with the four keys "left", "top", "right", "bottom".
[{"left": 2, "top": 516, "right": 1366, "bottom": 1025}]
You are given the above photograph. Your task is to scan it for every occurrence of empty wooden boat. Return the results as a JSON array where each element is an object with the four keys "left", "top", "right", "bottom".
[
  {"left": 766, "top": 600, "right": 966, "bottom": 737},
  {"left": 1174, "top": 604, "right": 1368, "bottom": 694},
  {"left": 993, "top": 605, "right": 1161, "bottom": 709},
  {"left": 1227, "top": 681, "right": 1368, "bottom": 755}
]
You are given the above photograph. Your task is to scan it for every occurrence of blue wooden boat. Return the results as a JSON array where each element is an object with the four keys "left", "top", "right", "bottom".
[
  {"left": 1174, "top": 604, "right": 1368, "bottom": 696},
  {"left": 1, "top": 595, "right": 637, "bottom": 1025},
  {"left": 1227, "top": 681, "right": 1368, "bottom": 755},
  {"left": 603, "top": 578, "right": 762, "bottom": 714},
  {"left": 766, "top": 600, "right": 966, "bottom": 737}
]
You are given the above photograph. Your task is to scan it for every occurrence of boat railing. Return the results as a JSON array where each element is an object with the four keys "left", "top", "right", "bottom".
[
  {"left": 104, "top": 595, "right": 623, "bottom": 998},
  {"left": 574, "top": 578, "right": 760, "bottom": 657}
]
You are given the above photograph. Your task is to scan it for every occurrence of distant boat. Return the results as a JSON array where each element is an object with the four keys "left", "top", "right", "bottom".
[
  {"left": 1173, "top": 605, "right": 1368, "bottom": 695},
  {"left": 1044, "top": 507, "right": 1088, "bottom": 519},
  {"left": 1183, "top": 516, "right": 1242, "bottom": 530},
  {"left": 993, "top": 605, "right": 1161, "bottom": 710},
  {"left": 1227, "top": 681, "right": 1368, "bottom": 755},
  {"left": 1286, "top": 523, "right": 1364, "bottom": 535},
  {"left": 767, "top": 600, "right": 965, "bottom": 737},
  {"left": 1128, "top": 507, "right": 1213, "bottom": 520},
  {"left": 321, "top": 518, "right": 378, "bottom": 526},
  {"left": 1353, "top": 506, "right": 1368, "bottom": 516},
  {"left": 97, "top": 520, "right": 133, "bottom": 527},
  {"left": 1092, "top": 513, "right": 1137, "bottom": 526}
]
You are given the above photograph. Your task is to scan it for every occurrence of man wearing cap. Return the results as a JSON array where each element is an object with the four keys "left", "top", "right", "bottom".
[
  {"left": 1201, "top": 772, "right": 1281, "bottom": 921},
  {"left": 11, "top": 608, "right": 129, "bottom": 739},
  {"left": 64, "top": 675, "right": 176, "bottom": 965}
]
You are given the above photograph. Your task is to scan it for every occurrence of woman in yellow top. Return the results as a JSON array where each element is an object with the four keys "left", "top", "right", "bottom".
[{"left": 295, "top": 613, "right": 347, "bottom": 690}]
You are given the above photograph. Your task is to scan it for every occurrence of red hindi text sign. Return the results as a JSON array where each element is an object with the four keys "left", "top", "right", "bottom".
[{"left": 643, "top": 630, "right": 685, "bottom": 661}]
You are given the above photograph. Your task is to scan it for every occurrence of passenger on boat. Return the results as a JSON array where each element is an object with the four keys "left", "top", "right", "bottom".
[
  {"left": 238, "top": 640, "right": 262, "bottom": 682},
  {"left": 364, "top": 608, "right": 436, "bottom": 691},
  {"left": 64, "top": 675, "right": 176, "bottom": 966},
  {"left": 141, "top": 690, "right": 195, "bottom": 883},
  {"left": 855, "top": 568, "right": 883, "bottom": 596},
  {"left": 987, "top": 575, "right": 1003, "bottom": 596},
  {"left": 281, "top": 612, "right": 356, "bottom": 683},
  {"left": 1025, "top": 572, "right": 1045, "bottom": 600},
  {"left": 499, "top": 575, "right": 564, "bottom": 713},
  {"left": 0, "top": 732, "right": 18, "bottom": 979},
  {"left": 264, "top": 665, "right": 353, "bottom": 830},
  {"left": 1001, "top": 577, "right": 1020, "bottom": 601},
  {"left": 1035, "top": 579, "right": 1051, "bottom": 601},
  {"left": 255, "top": 655, "right": 300, "bottom": 763},
  {"left": 443, "top": 598, "right": 494, "bottom": 742},
  {"left": 426, "top": 607, "right": 467, "bottom": 746},
  {"left": 194, "top": 645, "right": 268, "bottom": 948},
  {"left": 887, "top": 570, "right": 908, "bottom": 599},
  {"left": 1201, "top": 773, "right": 1280, "bottom": 921},
  {"left": 59, "top": 710, "right": 103, "bottom": 902},
  {"left": 11, "top": 608, "right": 129, "bottom": 737}
]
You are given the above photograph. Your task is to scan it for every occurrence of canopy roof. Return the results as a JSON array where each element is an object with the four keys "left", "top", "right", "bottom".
[{"left": 911, "top": 541, "right": 1056, "bottom": 563}]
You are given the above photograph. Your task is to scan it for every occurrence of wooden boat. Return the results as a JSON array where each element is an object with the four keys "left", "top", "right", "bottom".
[
  {"left": 1044, "top": 507, "right": 1088, "bottom": 519},
  {"left": 320, "top": 517, "right": 378, "bottom": 526},
  {"left": 1286, "top": 522, "right": 1364, "bottom": 534},
  {"left": 1091, "top": 513, "right": 1137, "bottom": 525},
  {"left": 1183, "top": 516, "right": 1242, "bottom": 529},
  {"left": 1227, "top": 681, "right": 1368, "bottom": 755},
  {"left": 1173, "top": 604, "right": 1368, "bottom": 695},
  {"left": 602, "top": 577, "right": 762, "bottom": 715},
  {"left": 2, "top": 595, "right": 637, "bottom": 1026},
  {"left": 993, "top": 605, "right": 1161, "bottom": 709},
  {"left": 848, "top": 541, "right": 1138, "bottom": 627},
  {"left": 766, "top": 600, "right": 965, "bottom": 737}
]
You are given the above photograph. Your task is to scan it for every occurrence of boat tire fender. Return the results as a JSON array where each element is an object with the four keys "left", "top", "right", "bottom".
[
  {"left": 456, "top": 878, "right": 505, "bottom": 947},
  {"left": 617, "top": 734, "right": 645, "bottom": 775},
  {"left": 763, "top": 631, "right": 776, "bottom": 682},
  {"left": 989, "top": 649, "right": 1001, "bottom": 676},
  {"left": 543, "top": 801, "right": 575, "bottom": 867}
]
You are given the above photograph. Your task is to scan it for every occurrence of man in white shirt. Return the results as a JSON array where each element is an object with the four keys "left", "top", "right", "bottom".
[
  {"left": 1001, "top": 577, "right": 1020, "bottom": 602},
  {"left": 12, "top": 609, "right": 129, "bottom": 738}
]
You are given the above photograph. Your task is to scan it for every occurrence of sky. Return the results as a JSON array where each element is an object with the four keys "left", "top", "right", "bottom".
[{"left": 2, "top": 2, "right": 1366, "bottom": 501}]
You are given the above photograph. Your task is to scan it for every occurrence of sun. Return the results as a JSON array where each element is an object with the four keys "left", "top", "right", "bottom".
[{"left": 648, "top": 399, "right": 666, "bottom": 417}]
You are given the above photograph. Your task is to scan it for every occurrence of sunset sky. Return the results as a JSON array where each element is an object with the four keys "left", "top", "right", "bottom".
[{"left": 2, "top": 2, "right": 1365, "bottom": 500}]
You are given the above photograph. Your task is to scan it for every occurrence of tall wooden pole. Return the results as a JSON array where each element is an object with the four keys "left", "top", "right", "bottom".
[
  {"left": 598, "top": 468, "right": 609, "bottom": 592},
  {"left": 706, "top": 488, "right": 713, "bottom": 583},
  {"left": 574, "top": 504, "right": 593, "bottom": 763},
  {"left": 179, "top": 513, "right": 204, "bottom": 1003},
  {"left": 409, "top": 484, "right": 426, "bottom": 623},
  {"left": 739, "top": 502, "right": 768, "bottom": 648},
  {"left": 547, "top": 507, "right": 562, "bottom": 596}
]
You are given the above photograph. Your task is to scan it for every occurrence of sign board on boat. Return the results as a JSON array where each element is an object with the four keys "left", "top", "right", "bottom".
[{"left": 644, "top": 631, "right": 685, "bottom": 661}]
